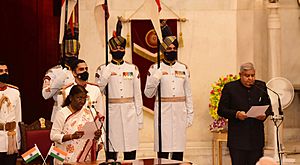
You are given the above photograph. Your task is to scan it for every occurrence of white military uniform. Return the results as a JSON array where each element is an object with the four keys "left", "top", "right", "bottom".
[
  {"left": 56, "top": 82, "right": 104, "bottom": 116},
  {"left": 95, "top": 61, "right": 143, "bottom": 152},
  {"left": 42, "top": 65, "right": 75, "bottom": 121},
  {"left": 144, "top": 60, "right": 193, "bottom": 152},
  {"left": 0, "top": 84, "right": 22, "bottom": 152}
]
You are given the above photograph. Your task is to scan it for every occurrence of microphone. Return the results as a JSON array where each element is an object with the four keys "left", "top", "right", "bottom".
[
  {"left": 87, "top": 105, "right": 100, "bottom": 130},
  {"left": 252, "top": 82, "right": 283, "bottom": 116},
  {"left": 89, "top": 105, "right": 121, "bottom": 165}
]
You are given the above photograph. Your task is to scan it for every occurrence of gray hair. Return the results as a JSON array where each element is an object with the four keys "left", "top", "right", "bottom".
[{"left": 240, "top": 62, "right": 255, "bottom": 72}]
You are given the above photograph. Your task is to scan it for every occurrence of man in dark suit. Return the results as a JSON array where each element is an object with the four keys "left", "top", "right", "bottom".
[{"left": 217, "top": 62, "right": 273, "bottom": 165}]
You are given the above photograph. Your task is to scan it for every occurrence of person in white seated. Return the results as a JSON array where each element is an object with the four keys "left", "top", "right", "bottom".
[
  {"left": 256, "top": 156, "right": 277, "bottom": 165},
  {"left": 50, "top": 85, "right": 102, "bottom": 164}
]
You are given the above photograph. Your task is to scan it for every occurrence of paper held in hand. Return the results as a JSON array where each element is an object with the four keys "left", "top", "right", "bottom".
[
  {"left": 246, "top": 105, "right": 269, "bottom": 118},
  {"left": 81, "top": 120, "right": 102, "bottom": 139}
]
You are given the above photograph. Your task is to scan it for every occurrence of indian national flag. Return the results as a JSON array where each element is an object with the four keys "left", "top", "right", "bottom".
[
  {"left": 142, "top": 0, "right": 163, "bottom": 43},
  {"left": 48, "top": 144, "right": 68, "bottom": 162},
  {"left": 21, "top": 145, "right": 41, "bottom": 163},
  {"left": 59, "top": 0, "right": 78, "bottom": 44}
]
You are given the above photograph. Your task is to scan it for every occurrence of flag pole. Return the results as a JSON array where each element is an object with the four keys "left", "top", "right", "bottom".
[
  {"left": 104, "top": 0, "right": 110, "bottom": 161},
  {"left": 35, "top": 144, "right": 46, "bottom": 165},
  {"left": 43, "top": 143, "right": 53, "bottom": 165},
  {"left": 61, "top": 0, "right": 69, "bottom": 68},
  {"left": 157, "top": 34, "right": 162, "bottom": 153}
]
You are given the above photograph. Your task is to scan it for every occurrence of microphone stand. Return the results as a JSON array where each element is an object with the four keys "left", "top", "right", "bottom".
[
  {"left": 103, "top": 0, "right": 110, "bottom": 162},
  {"left": 252, "top": 83, "right": 283, "bottom": 164},
  {"left": 89, "top": 106, "right": 121, "bottom": 165},
  {"left": 266, "top": 86, "right": 284, "bottom": 165},
  {"left": 157, "top": 35, "right": 162, "bottom": 154}
]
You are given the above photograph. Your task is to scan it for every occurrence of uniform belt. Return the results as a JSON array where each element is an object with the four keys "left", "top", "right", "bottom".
[
  {"left": 109, "top": 97, "right": 134, "bottom": 104},
  {"left": 156, "top": 96, "right": 186, "bottom": 102},
  {"left": 0, "top": 121, "right": 16, "bottom": 131}
]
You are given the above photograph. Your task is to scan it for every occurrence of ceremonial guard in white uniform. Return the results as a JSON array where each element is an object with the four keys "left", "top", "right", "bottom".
[
  {"left": 42, "top": 16, "right": 80, "bottom": 121},
  {"left": 95, "top": 20, "right": 143, "bottom": 161},
  {"left": 144, "top": 21, "right": 193, "bottom": 161},
  {"left": 0, "top": 61, "right": 22, "bottom": 165},
  {"left": 42, "top": 64, "right": 75, "bottom": 121}
]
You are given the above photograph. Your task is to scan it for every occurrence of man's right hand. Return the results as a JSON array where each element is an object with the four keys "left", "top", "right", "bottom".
[{"left": 236, "top": 111, "right": 247, "bottom": 120}]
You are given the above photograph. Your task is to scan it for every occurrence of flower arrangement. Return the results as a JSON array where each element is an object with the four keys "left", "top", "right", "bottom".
[{"left": 209, "top": 74, "right": 239, "bottom": 132}]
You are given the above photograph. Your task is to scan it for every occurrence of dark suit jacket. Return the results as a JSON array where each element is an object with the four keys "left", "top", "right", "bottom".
[{"left": 217, "top": 79, "right": 273, "bottom": 150}]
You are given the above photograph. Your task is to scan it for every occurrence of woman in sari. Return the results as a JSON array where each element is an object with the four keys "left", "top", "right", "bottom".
[{"left": 50, "top": 85, "right": 102, "bottom": 164}]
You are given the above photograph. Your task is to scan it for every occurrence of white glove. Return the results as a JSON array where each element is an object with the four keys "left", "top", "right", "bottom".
[
  {"left": 153, "top": 69, "right": 163, "bottom": 80},
  {"left": 51, "top": 69, "right": 68, "bottom": 89}
]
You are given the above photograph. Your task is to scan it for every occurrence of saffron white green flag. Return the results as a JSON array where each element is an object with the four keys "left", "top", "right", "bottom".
[
  {"left": 94, "top": 0, "right": 106, "bottom": 47},
  {"left": 142, "top": 0, "right": 163, "bottom": 43},
  {"left": 48, "top": 144, "right": 68, "bottom": 162},
  {"left": 21, "top": 145, "right": 41, "bottom": 163},
  {"left": 59, "top": 0, "right": 78, "bottom": 44}
]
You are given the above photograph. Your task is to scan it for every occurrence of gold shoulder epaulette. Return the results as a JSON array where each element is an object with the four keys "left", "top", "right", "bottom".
[{"left": 6, "top": 84, "right": 19, "bottom": 90}]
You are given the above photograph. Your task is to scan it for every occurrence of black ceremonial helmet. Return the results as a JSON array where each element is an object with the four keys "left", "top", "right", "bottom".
[
  {"left": 108, "top": 18, "right": 126, "bottom": 61},
  {"left": 160, "top": 20, "right": 179, "bottom": 62},
  {"left": 60, "top": 18, "right": 80, "bottom": 69}
]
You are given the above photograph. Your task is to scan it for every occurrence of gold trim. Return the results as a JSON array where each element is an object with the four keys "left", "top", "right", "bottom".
[
  {"left": 156, "top": 96, "right": 186, "bottom": 102},
  {"left": 109, "top": 97, "right": 134, "bottom": 104},
  {"left": 133, "top": 43, "right": 163, "bottom": 63},
  {"left": 145, "top": 29, "right": 158, "bottom": 49}
]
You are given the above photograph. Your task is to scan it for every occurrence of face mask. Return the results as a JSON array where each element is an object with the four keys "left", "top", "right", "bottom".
[
  {"left": 164, "top": 51, "right": 177, "bottom": 61},
  {"left": 0, "top": 73, "right": 9, "bottom": 83},
  {"left": 111, "top": 51, "right": 125, "bottom": 60},
  {"left": 77, "top": 71, "right": 89, "bottom": 81}
]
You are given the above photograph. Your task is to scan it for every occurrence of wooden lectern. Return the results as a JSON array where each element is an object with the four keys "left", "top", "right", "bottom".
[{"left": 212, "top": 131, "right": 228, "bottom": 165}]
